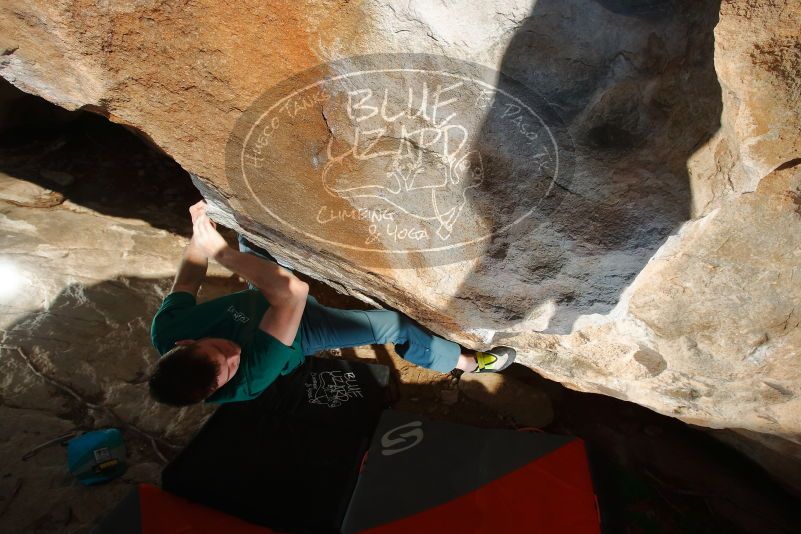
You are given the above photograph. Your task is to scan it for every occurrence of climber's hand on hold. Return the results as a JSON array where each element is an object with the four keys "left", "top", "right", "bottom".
[
  {"left": 192, "top": 213, "right": 228, "bottom": 259},
  {"left": 189, "top": 200, "right": 210, "bottom": 225}
]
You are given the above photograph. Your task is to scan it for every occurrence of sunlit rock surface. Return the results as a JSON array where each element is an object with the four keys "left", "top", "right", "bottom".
[
  {"left": 1, "top": 0, "right": 800, "bottom": 492},
  {"left": 0, "top": 173, "right": 217, "bottom": 529}
]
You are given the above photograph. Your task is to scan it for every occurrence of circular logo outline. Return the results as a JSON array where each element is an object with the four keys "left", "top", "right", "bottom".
[{"left": 227, "top": 53, "right": 575, "bottom": 266}]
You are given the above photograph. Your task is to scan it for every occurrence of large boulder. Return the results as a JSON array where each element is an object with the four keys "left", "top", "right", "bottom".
[{"left": 2, "top": 0, "right": 800, "bottom": 490}]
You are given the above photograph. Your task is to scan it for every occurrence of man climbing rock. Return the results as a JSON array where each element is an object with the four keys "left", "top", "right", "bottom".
[{"left": 147, "top": 201, "right": 516, "bottom": 406}]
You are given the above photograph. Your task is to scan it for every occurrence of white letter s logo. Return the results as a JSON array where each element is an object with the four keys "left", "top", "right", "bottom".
[{"left": 380, "top": 421, "right": 424, "bottom": 456}]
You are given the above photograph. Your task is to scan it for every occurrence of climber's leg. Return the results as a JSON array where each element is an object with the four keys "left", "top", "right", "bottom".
[
  {"left": 299, "top": 297, "right": 461, "bottom": 372},
  {"left": 237, "top": 232, "right": 463, "bottom": 372}
]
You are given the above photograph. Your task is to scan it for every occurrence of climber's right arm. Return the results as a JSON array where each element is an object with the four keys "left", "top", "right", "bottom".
[
  {"left": 191, "top": 210, "right": 308, "bottom": 306},
  {"left": 214, "top": 246, "right": 309, "bottom": 306}
]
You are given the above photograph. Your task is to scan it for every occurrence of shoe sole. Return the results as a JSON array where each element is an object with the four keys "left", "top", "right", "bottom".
[{"left": 475, "top": 345, "right": 517, "bottom": 373}]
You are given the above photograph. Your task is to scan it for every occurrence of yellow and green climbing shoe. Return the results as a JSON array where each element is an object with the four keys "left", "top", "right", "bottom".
[{"left": 473, "top": 346, "right": 517, "bottom": 373}]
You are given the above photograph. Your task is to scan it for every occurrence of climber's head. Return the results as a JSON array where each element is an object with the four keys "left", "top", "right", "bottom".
[{"left": 148, "top": 338, "right": 241, "bottom": 406}]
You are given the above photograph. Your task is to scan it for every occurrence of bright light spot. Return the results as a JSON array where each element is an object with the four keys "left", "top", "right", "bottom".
[{"left": 0, "top": 261, "right": 27, "bottom": 301}]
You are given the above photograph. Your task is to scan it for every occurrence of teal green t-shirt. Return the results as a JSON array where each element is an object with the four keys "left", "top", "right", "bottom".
[{"left": 150, "top": 289, "right": 304, "bottom": 403}]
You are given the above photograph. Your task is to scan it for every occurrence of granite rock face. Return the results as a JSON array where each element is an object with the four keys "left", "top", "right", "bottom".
[
  {"left": 0, "top": 184, "right": 215, "bottom": 532},
  {"left": 1, "top": 0, "right": 800, "bottom": 490}
]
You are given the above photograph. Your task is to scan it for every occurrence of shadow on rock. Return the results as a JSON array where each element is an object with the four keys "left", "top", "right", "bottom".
[
  {"left": 0, "top": 78, "right": 199, "bottom": 235},
  {"left": 505, "top": 363, "right": 801, "bottom": 533},
  {"left": 0, "top": 274, "right": 245, "bottom": 456},
  {"left": 443, "top": 0, "right": 722, "bottom": 334}
]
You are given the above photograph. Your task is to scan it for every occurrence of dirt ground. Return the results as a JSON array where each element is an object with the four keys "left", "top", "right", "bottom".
[{"left": 0, "top": 79, "right": 799, "bottom": 533}]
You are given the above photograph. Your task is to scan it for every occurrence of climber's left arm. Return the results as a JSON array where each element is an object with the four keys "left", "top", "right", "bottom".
[
  {"left": 169, "top": 200, "right": 212, "bottom": 297},
  {"left": 170, "top": 238, "right": 208, "bottom": 297}
]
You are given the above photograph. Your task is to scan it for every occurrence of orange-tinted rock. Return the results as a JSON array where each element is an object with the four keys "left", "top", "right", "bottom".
[{"left": 2, "top": 0, "right": 800, "bottom": 493}]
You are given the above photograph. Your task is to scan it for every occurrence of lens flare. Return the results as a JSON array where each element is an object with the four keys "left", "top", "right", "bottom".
[{"left": 0, "top": 261, "right": 27, "bottom": 301}]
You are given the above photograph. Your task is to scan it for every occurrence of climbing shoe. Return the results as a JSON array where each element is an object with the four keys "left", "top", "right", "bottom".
[{"left": 473, "top": 346, "right": 517, "bottom": 373}]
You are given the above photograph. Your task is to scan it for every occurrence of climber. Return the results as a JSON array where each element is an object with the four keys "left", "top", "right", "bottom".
[{"left": 146, "top": 200, "right": 516, "bottom": 406}]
